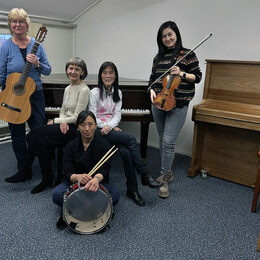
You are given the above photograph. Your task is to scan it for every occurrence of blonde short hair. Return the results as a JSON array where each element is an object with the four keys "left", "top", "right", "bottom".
[{"left": 8, "top": 8, "right": 31, "bottom": 33}]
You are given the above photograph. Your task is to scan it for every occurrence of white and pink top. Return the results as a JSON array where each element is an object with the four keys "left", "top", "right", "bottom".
[{"left": 89, "top": 86, "right": 122, "bottom": 129}]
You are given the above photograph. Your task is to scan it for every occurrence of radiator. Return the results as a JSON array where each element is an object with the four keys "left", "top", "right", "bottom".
[
  {"left": 0, "top": 119, "right": 8, "bottom": 128},
  {"left": 0, "top": 120, "right": 10, "bottom": 141}
]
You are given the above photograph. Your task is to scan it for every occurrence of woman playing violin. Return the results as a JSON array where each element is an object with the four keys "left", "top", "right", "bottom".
[{"left": 148, "top": 21, "right": 202, "bottom": 198}]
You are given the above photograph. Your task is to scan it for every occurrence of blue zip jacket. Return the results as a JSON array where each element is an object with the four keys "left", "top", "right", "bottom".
[{"left": 0, "top": 37, "right": 51, "bottom": 91}]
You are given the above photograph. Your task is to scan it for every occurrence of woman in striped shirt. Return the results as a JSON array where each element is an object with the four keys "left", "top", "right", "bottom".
[{"left": 148, "top": 21, "right": 202, "bottom": 198}]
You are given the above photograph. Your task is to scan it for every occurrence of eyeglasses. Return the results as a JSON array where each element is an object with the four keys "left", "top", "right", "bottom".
[{"left": 11, "top": 20, "right": 26, "bottom": 25}]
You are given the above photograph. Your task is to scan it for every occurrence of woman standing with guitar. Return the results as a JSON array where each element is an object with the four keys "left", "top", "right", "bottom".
[
  {"left": 148, "top": 21, "right": 202, "bottom": 198},
  {"left": 0, "top": 8, "right": 51, "bottom": 183}
]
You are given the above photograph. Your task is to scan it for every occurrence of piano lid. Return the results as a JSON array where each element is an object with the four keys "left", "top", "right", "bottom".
[{"left": 41, "top": 73, "right": 148, "bottom": 86}]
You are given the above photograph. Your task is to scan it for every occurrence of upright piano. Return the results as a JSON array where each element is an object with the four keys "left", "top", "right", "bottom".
[
  {"left": 189, "top": 60, "right": 260, "bottom": 187},
  {"left": 42, "top": 74, "right": 153, "bottom": 158}
]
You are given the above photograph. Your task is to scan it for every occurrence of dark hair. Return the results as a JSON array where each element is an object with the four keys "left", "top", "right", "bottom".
[
  {"left": 97, "top": 61, "right": 120, "bottom": 103},
  {"left": 156, "top": 21, "right": 183, "bottom": 61},
  {"left": 76, "top": 110, "right": 96, "bottom": 127},
  {"left": 65, "top": 57, "right": 88, "bottom": 80}
]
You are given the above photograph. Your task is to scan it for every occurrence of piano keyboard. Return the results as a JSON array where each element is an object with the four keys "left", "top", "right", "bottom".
[
  {"left": 45, "top": 107, "right": 61, "bottom": 112},
  {"left": 45, "top": 107, "right": 150, "bottom": 115},
  {"left": 122, "top": 109, "right": 150, "bottom": 115}
]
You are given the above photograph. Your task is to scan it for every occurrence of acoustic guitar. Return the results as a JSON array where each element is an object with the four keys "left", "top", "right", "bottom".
[{"left": 0, "top": 27, "right": 47, "bottom": 124}]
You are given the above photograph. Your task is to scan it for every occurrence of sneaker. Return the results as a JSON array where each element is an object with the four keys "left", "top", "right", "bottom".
[
  {"left": 158, "top": 181, "right": 169, "bottom": 198},
  {"left": 156, "top": 171, "right": 173, "bottom": 183}
]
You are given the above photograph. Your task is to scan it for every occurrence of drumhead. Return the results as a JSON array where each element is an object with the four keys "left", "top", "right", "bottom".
[{"left": 63, "top": 186, "right": 113, "bottom": 234}]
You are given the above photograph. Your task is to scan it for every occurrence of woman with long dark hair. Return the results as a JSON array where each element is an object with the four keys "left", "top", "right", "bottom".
[
  {"left": 148, "top": 21, "right": 202, "bottom": 198},
  {"left": 89, "top": 61, "right": 161, "bottom": 206}
]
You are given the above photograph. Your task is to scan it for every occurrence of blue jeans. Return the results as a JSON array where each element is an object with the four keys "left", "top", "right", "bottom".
[
  {"left": 152, "top": 104, "right": 188, "bottom": 174},
  {"left": 8, "top": 90, "right": 45, "bottom": 171},
  {"left": 97, "top": 129, "right": 147, "bottom": 192},
  {"left": 52, "top": 181, "right": 120, "bottom": 207}
]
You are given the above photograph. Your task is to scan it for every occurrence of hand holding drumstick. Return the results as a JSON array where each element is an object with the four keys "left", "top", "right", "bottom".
[{"left": 72, "top": 146, "right": 118, "bottom": 192}]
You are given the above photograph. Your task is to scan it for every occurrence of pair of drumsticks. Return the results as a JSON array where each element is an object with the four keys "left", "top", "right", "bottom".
[{"left": 88, "top": 145, "right": 118, "bottom": 177}]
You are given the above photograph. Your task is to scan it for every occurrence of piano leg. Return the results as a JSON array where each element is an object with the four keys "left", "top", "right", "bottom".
[
  {"left": 140, "top": 122, "right": 150, "bottom": 159},
  {"left": 189, "top": 122, "right": 204, "bottom": 177}
]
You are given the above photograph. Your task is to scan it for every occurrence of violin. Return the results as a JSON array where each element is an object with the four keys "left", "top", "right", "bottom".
[
  {"left": 153, "top": 67, "right": 182, "bottom": 111},
  {"left": 150, "top": 33, "right": 212, "bottom": 111}
]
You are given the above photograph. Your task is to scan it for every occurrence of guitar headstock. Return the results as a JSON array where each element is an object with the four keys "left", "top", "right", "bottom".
[{"left": 35, "top": 27, "right": 47, "bottom": 43}]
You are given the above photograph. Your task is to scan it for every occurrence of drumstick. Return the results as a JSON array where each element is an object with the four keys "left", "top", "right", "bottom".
[
  {"left": 88, "top": 147, "right": 118, "bottom": 177},
  {"left": 88, "top": 148, "right": 118, "bottom": 177},
  {"left": 88, "top": 146, "right": 118, "bottom": 177},
  {"left": 88, "top": 145, "right": 116, "bottom": 176}
]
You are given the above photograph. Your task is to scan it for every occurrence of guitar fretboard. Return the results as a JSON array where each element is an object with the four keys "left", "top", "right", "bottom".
[{"left": 18, "top": 42, "right": 40, "bottom": 86}]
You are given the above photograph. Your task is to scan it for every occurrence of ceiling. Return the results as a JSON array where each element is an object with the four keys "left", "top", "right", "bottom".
[{"left": 0, "top": 0, "right": 100, "bottom": 21}]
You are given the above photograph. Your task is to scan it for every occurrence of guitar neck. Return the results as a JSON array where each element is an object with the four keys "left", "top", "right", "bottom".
[{"left": 18, "top": 41, "right": 40, "bottom": 86}]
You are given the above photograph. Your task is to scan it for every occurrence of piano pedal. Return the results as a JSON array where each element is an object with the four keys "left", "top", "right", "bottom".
[{"left": 200, "top": 169, "right": 208, "bottom": 179}]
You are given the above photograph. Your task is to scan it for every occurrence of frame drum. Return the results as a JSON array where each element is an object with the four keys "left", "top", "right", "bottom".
[{"left": 63, "top": 184, "right": 113, "bottom": 234}]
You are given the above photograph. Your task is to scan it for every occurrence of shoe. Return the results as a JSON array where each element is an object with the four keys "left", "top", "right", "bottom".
[
  {"left": 56, "top": 214, "right": 66, "bottom": 229},
  {"left": 158, "top": 181, "right": 169, "bottom": 198},
  {"left": 31, "top": 179, "right": 52, "bottom": 194},
  {"left": 31, "top": 163, "right": 53, "bottom": 194},
  {"left": 126, "top": 191, "right": 145, "bottom": 206},
  {"left": 141, "top": 173, "right": 162, "bottom": 188},
  {"left": 5, "top": 169, "right": 32, "bottom": 183},
  {"left": 156, "top": 171, "right": 174, "bottom": 183}
]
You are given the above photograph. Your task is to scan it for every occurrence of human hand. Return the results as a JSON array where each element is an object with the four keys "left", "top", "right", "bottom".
[
  {"left": 60, "top": 123, "right": 69, "bottom": 134},
  {"left": 84, "top": 178, "right": 99, "bottom": 192},
  {"left": 47, "top": 120, "right": 54, "bottom": 125},
  {"left": 170, "top": 66, "right": 181, "bottom": 76},
  {"left": 100, "top": 125, "right": 111, "bottom": 135},
  {"left": 27, "top": 53, "right": 40, "bottom": 67},
  {"left": 150, "top": 89, "right": 156, "bottom": 103},
  {"left": 114, "top": 127, "right": 122, "bottom": 132},
  {"left": 78, "top": 173, "right": 92, "bottom": 185}
]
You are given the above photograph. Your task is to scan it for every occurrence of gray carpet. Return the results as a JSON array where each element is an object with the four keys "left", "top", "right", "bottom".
[{"left": 0, "top": 141, "right": 260, "bottom": 260}]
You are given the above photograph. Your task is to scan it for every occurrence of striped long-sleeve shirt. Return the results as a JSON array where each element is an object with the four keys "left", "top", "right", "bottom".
[{"left": 148, "top": 48, "right": 202, "bottom": 107}]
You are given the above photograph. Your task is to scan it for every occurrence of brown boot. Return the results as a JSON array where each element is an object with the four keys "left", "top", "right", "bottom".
[
  {"left": 158, "top": 181, "right": 169, "bottom": 198},
  {"left": 156, "top": 171, "right": 173, "bottom": 183}
]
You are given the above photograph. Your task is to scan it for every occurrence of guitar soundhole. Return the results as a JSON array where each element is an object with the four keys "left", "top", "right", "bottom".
[{"left": 13, "top": 84, "right": 25, "bottom": 96}]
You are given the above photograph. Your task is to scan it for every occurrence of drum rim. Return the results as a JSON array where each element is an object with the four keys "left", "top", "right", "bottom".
[{"left": 63, "top": 184, "right": 113, "bottom": 234}]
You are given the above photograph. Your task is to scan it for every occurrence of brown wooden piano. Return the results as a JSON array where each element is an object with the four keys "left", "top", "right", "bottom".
[
  {"left": 42, "top": 74, "right": 153, "bottom": 158},
  {"left": 189, "top": 60, "right": 260, "bottom": 187}
]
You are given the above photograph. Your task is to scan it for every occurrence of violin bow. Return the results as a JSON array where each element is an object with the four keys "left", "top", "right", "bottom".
[{"left": 149, "top": 33, "right": 213, "bottom": 89}]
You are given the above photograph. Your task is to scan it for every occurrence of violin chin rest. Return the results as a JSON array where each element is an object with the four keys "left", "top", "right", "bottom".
[{"left": 154, "top": 102, "right": 165, "bottom": 110}]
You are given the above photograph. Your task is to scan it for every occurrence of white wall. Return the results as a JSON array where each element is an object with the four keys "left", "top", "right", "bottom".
[
  {"left": 42, "top": 26, "right": 74, "bottom": 74},
  {"left": 0, "top": 25, "right": 74, "bottom": 74},
  {"left": 75, "top": 0, "right": 260, "bottom": 155}
]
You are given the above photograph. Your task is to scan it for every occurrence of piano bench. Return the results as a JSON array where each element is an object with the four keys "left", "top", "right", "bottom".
[{"left": 251, "top": 150, "right": 260, "bottom": 213}]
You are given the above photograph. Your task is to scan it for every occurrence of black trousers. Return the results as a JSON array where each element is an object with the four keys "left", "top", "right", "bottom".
[
  {"left": 9, "top": 90, "right": 45, "bottom": 171},
  {"left": 27, "top": 124, "right": 77, "bottom": 165}
]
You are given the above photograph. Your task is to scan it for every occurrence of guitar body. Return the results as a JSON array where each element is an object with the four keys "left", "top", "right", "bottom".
[
  {"left": 0, "top": 26, "right": 47, "bottom": 125},
  {"left": 0, "top": 73, "right": 36, "bottom": 124}
]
